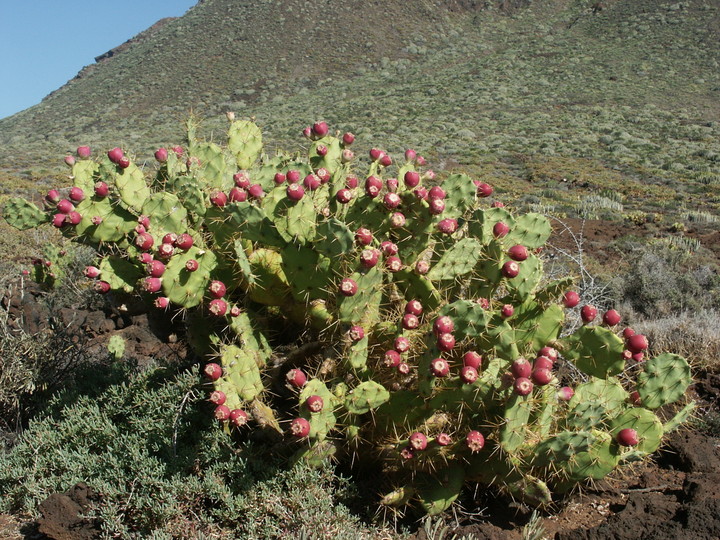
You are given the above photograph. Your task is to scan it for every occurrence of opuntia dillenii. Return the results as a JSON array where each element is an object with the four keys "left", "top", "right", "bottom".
[
  {"left": 400, "top": 446, "right": 415, "bottom": 460},
  {"left": 84, "top": 266, "right": 100, "bottom": 279},
  {"left": 511, "top": 358, "right": 532, "bottom": 379},
  {"left": 514, "top": 377, "right": 533, "bottom": 396},
  {"left": 147, "top": 260, "right": 166, "bottom": 278},
  {"left": 349, "top": 325, "right": 365, "bottom": 341},
  {"left": 365, "top": 176, "right": 382, "bottom": 197},
  {"left": 312, "top": 121, "right": 328, "bottom": 137},
  {"left": 94, "top": 281, "right": 111, "bottom": 294},
  {"left": 342, "top": 132, "right": 355, "bottom": 145},
  {"left": 360, "top": 248, "right": 380, "bottom": 268},
  {"left": 428, "top": 186, "right": 446, "bottom": 200},
  {"left": 137, "top": 215, "right": 150, "bottom": 228},
  {"left": 381, "top": 241, "right": 399, "bottom": 256},
  {"left": 501, "top": 304, "right": 514, "bottom": 318},
  {"left": 230, "top": 305, "right": 242, "bottom": 317},
  {"left": 460, "top": 365, "right": 479, "bottom": 384},
  {"left": 209, "top": 390, "right": 226, "bottom": 406},
  {"left": 428, "top": 198, "right": 446, "bottom": 215},
  {"left": 290, "top": 417, "right": 311, "bottom": 437},
  {"left": 229, "top": 187, "right": 248, "bottom": 202},
  {"left": 430, "top": 358, "right": 450, "bottom": 377},
  {"left": 386, "top": 256, "right": 402, "bottom": 272},
  {"left": 383, "top": 192, "right": 401, "bottom": 209},
  {"left": 531, "top": 367, "right": 553, "bottom": 386},
  {"left": 248, "top": 184, "right": 264, "bottom": 199},
  {"left": 580, "top": 305, "right": 597, "bottom": 323},
  {"left": 493, "top": 221, "right": 510, "bottom": 238},
  {"left": 369, "top": 148, "right": 384, "bottom": 161},
  {"left": 214, "top": 405, "right": 231, "bottom": 421},
  {"left": 436, "top": 433, "right": 451, "bottom": 446},
  {"left": 405, "top": 299, "right": 423, "bottom": 316},
  {"left": 557, "top": 386, "right": 575, "bottom": 401},
  {"left": 154, "top": 297, "right": 170, "bottom": 309},
  {"left": 345, "top": 176, "right": 358, "bottom": 189},
  {"left": 623, "top": 327, "right": 636, "bottom": 339},
  {"left": 57, "top": 199, "right": 73, "bottom": 214},
  {"left": 475, "top": 182, "right": 493, "bottom": 197},
  {"left": 437, "top": 218, "right": 458, "bottom": 234},
  {"left": 204, "top": 363, "right": 222, "bottom": 380},
  {"left": 176, "top": 233, "right": 193, "bottom": 251},
  {"left": 210, "top": 191, "right": 227, "bottom": 207},
  {"left": 157, "top": 243, "right": 174, "bottom": 258},
  {"left": 466, "top": 431, "right": 485, "bottom": 453},
  {"left": 405, "top": 148, "right": 417, "bottom": 161},
  {"left": 135, "top": 233, "right": 154, "bottom": 251},
  {"left": 463, "top": 351, "right": 483, "bottom": 369},
  {"left": 616, "top": 428, "right": 639, "bottom": 447},
  {"left": 415, "top": 260, "right": 430, "bottom": 275},
  {"left": 46, "top": 189, "right": 61, "bottom": 203},
  {"left": 402, "top": 313, "right": 420, "bottom": 330},
  {"left": 336, "top": 188, "right": 353, "bottom": 203},
  {"left": 234, "top": 171, "right": 251, "bottom": 188},
  {"left": 142, "top": 277, "right": 162, "bottom": 293},
  {"left": 437, "top": 333, "right": 455, "bottom": 352},
  {"left": 355, "top": 227, "right": 373, "bottom": 245},
  {"left": 433, "top": 316, "right": 455, "bottom": 335},
  {"left": 397, "top": 362, "right": 411, "bottom": 375},
  {"left": 107, "top": 147, "right": 124, "bottom": 164},
  {"left": 539, "top": 346, "right": 558, "bottom": 361},
  {"left": 94, "top": 181, "right": 109, "bottom": 197},
  {"left": 502, "top": 261, "right": 520, "bottom": 278},
  {"left": 632, "top": 352, "right": 645, "bottom": 362},
  {"left": 563, "top": 291, "right": 580, "bottom": 308},
  {"left": 340, "top": 278, "right": 358, "bottom": 296},
  {"left": 394, "top": 336, "right": 410, "bottom": 353},
  {"left": 208, "top": 299, "right": 228, "bottom": 317},
  {"left": 409, "top": 432, "right": 428, "bottom": 451},
  {"left": 185, "top": 259, "right": 199, "bottom": 272},
  {"left": 627, "top": 334, "right": 648, "bottom": 353},
  {"left": 414, "top": 187, "right": 429, "bottom": 200},
  {"left": 154, "top": 147, "right": 168, "bottom": 162},
  {"left": 384, "top": 350, "right": 401, "bottom": 368},
  {"left": 65, "top": 211, "right": 82, "bottom": 225},
  {"left": 229, "top": 409, "right": 249, "bottom": 427},
  {"left": 287, "top": 183, "right": 305, "bottom": 201},
  {"left": 316, "top": 144, "right": 328, "bottom": 157},
  {"left": 629, "top": 391, "right": 642, "bottom": 406},
  {"left": 508, "top": 245, "right": 529, "bottom": 261},
  {"left": 118, "top": 157, "right": 130, "bottom": 169},
  {"left": 534, "top": 355, "right": 554, "bottom": 371},
  {"left": 209, "top": 280, "right": 227, "bottom": 298},
  {"left": 603, "top": 309, "right": 622, "bottom": 326},
  {"left": 69, "top": 187, "right": 85, "bottom": 202},
  {"left": 286, "top": 369, "right": 307, "bottom": 388},
  {"left": 389, "top": 212, "right": 406, "bottom": 228},
  {"left": 305, "top": 395, "right": 324, "bottom": 413},
  {"left": 77, "top": 146, "right": 91, "bottom": 159}
]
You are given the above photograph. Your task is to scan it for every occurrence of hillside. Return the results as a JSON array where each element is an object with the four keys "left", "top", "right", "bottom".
[{"left": 0, "top": 0, "right": 719, "bottom": 221}]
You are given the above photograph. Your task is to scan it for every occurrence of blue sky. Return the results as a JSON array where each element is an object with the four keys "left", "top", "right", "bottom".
[{"left": 0, "top": 1, "right": 197, "bottom": 120}]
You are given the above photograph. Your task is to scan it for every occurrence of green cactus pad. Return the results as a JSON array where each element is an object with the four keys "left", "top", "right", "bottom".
[
  {"left": 337, "top": 267, "right": 383, "bottom": 326},
  {"left": 535, "top": 384, "right": 558, "bottom": 439},
  {"left": 299, "top": 379, "right": 336, "bottom": 441},
  {"left": 228, "top": 202, "right": 286, "bottom": 247},
  {"left": 71, "top": 160, "right": 99, "bottom": 193},
  {"left": 532, "top": 430, "right": 597, "bottom": 468},
  {"left": 511, "top": 301, "right": 564, "bottom": 354},
  {"left": 468, "top": 207, "right": 516, "bottom": 245},
  {"left": 175, "top": 180, "right": 207, "bottom": 217},
  {"left": 3, "top": 198, "right": 49, "bottom": 230},
  {"left": 505, "top": 475, "right": 552, "bottom": 507},
  {"left": 535, "top": 276, "right": 575, "bottom": 305},
  {"left": 192, "top": 142, "right": 229, "bottom": 190},
  {"left": 344, "top": 381, "right": 390, "bottom": 415},
  {"left": 381, "top": 486, "right": 415, "bottom": 507},
  {"left": 314, "top": 218, "right": 355, "bottom": 258},
  {"left": 610, "top": 407, "right": 663, "bottom": 454},
  {"left": 566, "top": 399, "right": 610, "bottom": 431},
  {"left": 345, "top": 336, "right": 369, "bottom": 370},
  {"left": 500, "top": 393, "right": 533, "bottom": 453},
  {"left": 74, "top": 198, "right": 137, "bottom": 243},
  {"left": 229, "top": 311, "right": 271, "bottom": 367},
  {"left": 393, "top": 269, "right": 442, "bottom": 311},
  {"left": 310, "top": 137, "right": 343, "bottom": 173},
  {"left": 228, "top": 120, "right": 263, "bottom": 170},
  {"left": 506, "top": 213, "right": 552, "bottom": 249},
  {"left": 567, "top": 378, "right": 628, "bottom": 429},
  {"left": 375, "top": 390, "right": 430, "bottom": 429},
  {"left": 416, "top": 465, "right": 465, "bottom": 516},
  {"left": 274, "top": 196, "right": 317, "bottom": 244},
  {"left": 427, "top": 238, "right": 483, "bottom": 281},
  {"left": 291, "top": 440, "right": 337, "bottom": 467},
  {"left": 246, "top": 248, "right": 291, "bottom": 306},
  {"left": 559, "top": 430, "right": 621, "bottom": 484},
  {"left": 115, "top": 162, "right": 151, "bottom": 213},
  {"left": 281, "top": 245, "right": 332, "bottom": 302},
  {"left": 220, "top": 344, "right": 264, "bottom": 402},
  {"left": 561, "top": 326, "right": 626, "bottom": 378},
  {"left": 99, "top": 256, "right": 142, "bottom": 293},
  {"left": 505, "top": 253, "right": 543, "bottom": 301},
  {"left": 440, "top": 174, "right": 477, "bottom": 219},
  {"left": 636, "top": 353, "right": 692, "bottom": 410},
  {"left": 162, "top": 246, "right": 217, "bottom": 308},
  {"left": 141, "top": 193, "right": 187, "bottom": 242},
  {"left": 662, "top": 401, "right": 697, "bottom": 433},
  {"left": 233, "top": 239, "right": 255, "bottom": 286}
]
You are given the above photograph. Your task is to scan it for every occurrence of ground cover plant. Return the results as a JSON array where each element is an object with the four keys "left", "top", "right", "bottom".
[{"left": 2, "top": 117, "right": 696, "bottom": 526}]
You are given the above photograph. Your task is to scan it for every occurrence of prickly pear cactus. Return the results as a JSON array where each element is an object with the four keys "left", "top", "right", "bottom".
[{"left": 2, "top": 118, "right": 695, "bottom": 517}]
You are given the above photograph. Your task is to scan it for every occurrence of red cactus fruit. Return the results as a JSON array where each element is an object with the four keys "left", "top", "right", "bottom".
[
  {"left": 290, "top": 417, "right": 311, "bottom": 438},
  {"left": 69, "top": 187, "right": 85, "bottom": 202},
  {"left": 229, "top": 409, "right": 249, "bottom": 427},
  {"left": 360, "top": 248, "right": 381, "bottom": 268},
  {"left": 400, "top": 445, "right": 415, "bottom": 460},
  {"left": 204, "top": 363, "right": 223, "bottom": 381},
  {"left": 463, "top": 351, "right": 483, "bottom": 370},
  {"left": 623, "top": 327, "right": 636, "bottom": 339},
  {"left": 312, "top": 121, "right": 329, "bottom": 137},
  {"left": 508, "top": 244, "right": 529, "bottom": 261},
  {"left": 384, "top": 350, "right": 402, "bottom": 368},
  {"left": 414, "top": 187, "right": 429, "bottom": 200},
  {"left": 430, "top": 358, "right": 450, "bottom": 377},
  {"left": 409, "top": 432, "right": 428, "bottom": 451},
  {"left": 514, "top": 377, "right": 534, "bottom": 396},
  {"left": 118, "top": 157, "right": 130, "bottom": 169},
  {"left": 405, "top": 299, "right": 423, "bottom": 316},
  {"left": 107, "top": 147, "right": 124, "bottom": 164},
  {"left": 210, "top": 191, "right": 228, "bottom": 207},
  {"left": 154, "top": 297, "right": 170, "bottom": 309},
  {"left": 460, "top": 365, "right": 479, "bottom": 384},
  {"left": 402, "top": 313, "right": 420, "bottom": 330},
  {"left": 355, "top": 227, "right": 373, "bottom": 246},
  {"left": 436, "top": 433, "right": 452, "bottom": 446},
  {"left": 381, "top": 241, "right": 399, "bottom": 256},
  {"left": 233, "top": 171, "right": 251, "bottom": 188},
  {"left": 511, "top": 358, "right": 532, "bottom": 379},
  {"left": 147, "top": 260, "right": 166, "bottom": 278},
  {"left": 208, "top": 299, "right": 228, "bottom": 317},
  {"left": 501, "top": 304, "right": 514, "bottom": 318},
  {"left": 185, "top": 259, "right": 199, "bottom": 272},
  {"left": 405, "top": 148, "right": 417, "bottom": 161},
  {"left": 534, "top": 355, "right": 554, "bottom": 371},
  {"left": 603, "top": 309, "right": 622, "bottom": 326},
  {"left": 539, "top": 346, "right": 558, "bottom": 361},
  {"left": 137, "top": 215, "right": 150, "bottom": 229},
  {"left": 336, "top": 188, "right": 353, "bottom": 204},
  {"left": 342, "top": 132, "right": 355, "bottom": 145},
  {"left": 65, "top": 211, "right": 82, "bottom": 226},
  {"left": 389, "top": 212, "right": 406, "bottom": 228},
  {"left": 84, "top": 266, "right": 100, "bottom": 279},
  {"left": 493, "top": 221, "right": 510, "bottom": 238},
  {"left": 316, "top": 144, "right": 328, "bottom": 157},
  {"left": 433, "top": 316, "right": 455, "bottom": 335},
  {"left": 154, "top": 147, "right": 168, "bottom": 162},
  {"left": 349, "top": 325, "right": 365, "bottom": 342},
  {"left": 437, "top": 218, "right": 458, "bottom": 234},
  {"left": 229, "top": 186, "right": 248, "bottom": 202},
  {"left": 209, "top": 390, "right": 226, "bottom": 406},
  {"left": 230, "top": 305, "right": 242, "bottom": 317},
  {"left": 616, "top": 428, "right": 639, "bottom": 447},
  {"left": 379, "top": 154, "right": 392, "bottom": 167},
  {"left": 286, "top": 369, "right": 307, "bottom": 388},
  {"left": 428, "top": 186, "right": 446, "bottom": 200},
  {"left": 415, "top": 260, "right": 430, "bottom": 275},
  {"left": 394, "top": 336, "right": 410, "bottom": 353},
  {"left": 345, "top": 176, "right": 359, "bottom": 189},
  {"left": 466, "top": 431, "right": 485, "bottom": 453},
  {"left": 386, "top": 177, "right": 398, "bottom": 192},
  {"left": 176, "top": 233, "right": 194, "bottom": 251},
  {"left": 629, "top": 391, "right": 642, "bottom": 406},
  {"left": 475, "top": 182, "right": 493, "bottom": 197},
  {"left": 383, "top": 192, "right": 402, "bottom": 209},
  {"left": 214, "top": 405, "right": 231, "bottom": 421},
  {"left": 531, "top": 367, "right": 553, "bottom": 386},
  {"left": 94, "top": 281, "right": 111, "bottom": 294},
  {"left": 57, "top": 199, "right": 74, "bottom": 214},
  {"left": 501, "top": 261, "right": 520, "bottom": 278},
  {"left": 305, "top": 395, "right": 324, "bottom": 413},
  {"left": 627, "top": 334, "right": 648, "bottom": 353},
  {"left": 77, "top": 146, "right": 91, "bottom": 159},
  {"left": 397, "top": 362, "right": 411, "bottom": 375},
  {"left": 209, "top": 280, "right": 227, "bottom": 299},
  {"left": 287, "top": 183, "right": 305, "bottom": 201},
  {"left": 580, "top": 304, "right": 597, "bottom": 323},
  {"left": 428, "top": 198, "right": 446, "bottom": 215},
  {"left": 632, "top": 352, "right": 645, "bottom": 362},
  {"left": 248, "top": 184, "right": 264, "bottom": 199},
  {"left": 386, "top": 256, "right": 403, "bottom": 272},
  {"left": 563, "top": 290, "right": 580, "bottom": 308},
  {"left": 557, "top": 386, "right": 575, "bottom": 401},
  {"left": 404, "top": 170, "right": 420, "bottom": 188},
  {"left": 94, "top": 181, "right": 109, "bottom": 197},
  {"left": 340, "top": 278, "right": 358, "bottom": 296},
  {"left": 46, "top": 189, "right": 61, "bottom": 203},
  {"left": 142, "top": 277, "right": 162, "bottom": 293},
  {"left": 437, "top": 333, "right": 456, "bottom": 352},
  {"left": 286, "top": 170, "right": 301, "bottom": 184}
]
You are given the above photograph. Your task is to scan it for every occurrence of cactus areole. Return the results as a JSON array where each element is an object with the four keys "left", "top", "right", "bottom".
[{"left": 2, "top": 117, "right": 694, "bottom": 517}]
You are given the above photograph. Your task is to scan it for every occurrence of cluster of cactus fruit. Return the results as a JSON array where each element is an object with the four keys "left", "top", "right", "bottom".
[{"left": 3, "top": 117, "right": 696, "bottom": 516}]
